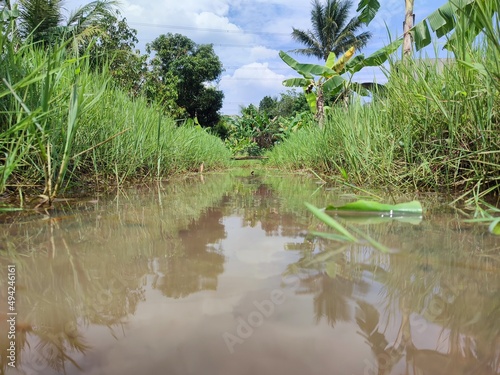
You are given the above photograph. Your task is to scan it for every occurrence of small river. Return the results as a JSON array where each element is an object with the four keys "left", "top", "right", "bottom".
[{"left": 1, "top": 171, "right": 499, "bottom": 375}]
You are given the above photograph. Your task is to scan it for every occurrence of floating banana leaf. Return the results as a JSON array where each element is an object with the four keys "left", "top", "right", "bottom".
[
  {"left": 326, "top": 200, "right": 423, "bottom": 215},
  {"left": 489, "top": 218, "right": 500, "bottom": 236},
  {"left": 334, "top": 215, "right": 422, "bottom": 225}
]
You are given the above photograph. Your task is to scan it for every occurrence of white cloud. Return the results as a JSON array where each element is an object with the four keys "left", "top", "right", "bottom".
[
  {"left": 220, "top": 63, "right": 287, "bottom": 114},
  {"left": 249, "top": 46, "right": 280, "bottom": 61},
  {"left": 65, "top": 0, "right": 450, "bottom": 115}
]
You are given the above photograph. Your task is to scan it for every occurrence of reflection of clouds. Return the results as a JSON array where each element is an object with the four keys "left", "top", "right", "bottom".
[
  {"left": 201, "top": 291, "right": 242, "bottom": 315},
  {"left": 220, "top": 216, "right": 299, "bottom": 279}
]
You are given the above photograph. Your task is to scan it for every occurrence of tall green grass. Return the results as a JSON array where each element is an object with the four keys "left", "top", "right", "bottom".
[
  {"left": 73, "top": 86, "right": 231, "bottom": 184},
  {"left": 0, "top": 28, "right": 230, "bottom": 202},
  {"left": 267, "top": 13, "right": 500, "bottom": 199}
]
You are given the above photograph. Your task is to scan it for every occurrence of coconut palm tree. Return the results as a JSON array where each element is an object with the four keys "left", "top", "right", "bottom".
[
  {"left": 17, "top": 0, "right": 117, "bottom": 44},
  {"left": 17, "top": 0, "right": 63, "bottom": 41},
  {"left": 291, "top": 0, "right": 372, "bottom": 62}
]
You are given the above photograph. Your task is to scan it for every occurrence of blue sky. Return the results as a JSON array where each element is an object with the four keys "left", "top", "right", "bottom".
[{"left": 65, "top": 0, "right": 449, "bottom": 114}]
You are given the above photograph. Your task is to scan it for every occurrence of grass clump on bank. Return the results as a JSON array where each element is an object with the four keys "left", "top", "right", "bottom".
[
  {"left": 74, "top": 86, "right": 231, "bottom": 183},
  {"left": 0, "top": 36, "right": 230, "bottom": 201},
  {"left": 267, "top": 36, "right": 500, "bottom": 198}
]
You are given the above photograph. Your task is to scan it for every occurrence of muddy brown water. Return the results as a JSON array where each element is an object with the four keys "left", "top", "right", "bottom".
[{"left": 1, "top": 172, "right": 499, "bottom": 375}]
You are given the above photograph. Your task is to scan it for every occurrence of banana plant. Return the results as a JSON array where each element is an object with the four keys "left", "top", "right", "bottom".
[
  {"left": 356, "top": 0, "right": 499, "bottom": 54},
  {"left": 280, "top": 47, "right": 360, "bottom": 125},
  {"left": 280, "top": 45, "right": 396, "bottom": 124}
]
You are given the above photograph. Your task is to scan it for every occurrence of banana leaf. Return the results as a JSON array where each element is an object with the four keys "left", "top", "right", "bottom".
[
  {"left": 489, "top": 218, "right": 500, "bottom": 236},
  {"left": 279, "top": 51, "right": 336, "bottom": 78},
  {"left": 333, "top": 215, "right": 422, "bottom": 225},
  {"left": 282, "top": 77, "right": 312, "bottom": 88},
  {"left": 356, "top": 0, "right": 380, "bottom": 25},
  {"left": 326, "top": 200, "right": 423, "bottom": 215},
  {"left": 322, "top": 75, "right": 345, "bottom": 94}
]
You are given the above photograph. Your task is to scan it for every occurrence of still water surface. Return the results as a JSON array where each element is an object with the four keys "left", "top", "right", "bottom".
[{"left": 1, "top": 172, "right": 499, "bottom": 375}]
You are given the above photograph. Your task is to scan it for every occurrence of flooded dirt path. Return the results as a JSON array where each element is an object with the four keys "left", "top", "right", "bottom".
[{"left": 1, "top": 171, "right": 499, "bottom": 375}]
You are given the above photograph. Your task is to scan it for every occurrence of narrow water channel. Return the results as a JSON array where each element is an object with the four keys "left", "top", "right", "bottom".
[{"left": 1, "top": 171, "right": 499, "bottom": 375}]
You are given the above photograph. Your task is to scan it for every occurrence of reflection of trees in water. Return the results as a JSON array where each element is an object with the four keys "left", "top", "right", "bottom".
[
  {"left": 0, "top": 176, "right": 233, "bottom": 374},
  {"left": 227, "top": 180, "right": 307, "bottom": 237},
  {"left": 355, "top": 250, "right": 500, "bottom": 375},
  {"left": 0, "top": 242, "right": 147, "bottom": 375},
  {"left": 282, "top": 224, "right": 500, "bottom": 375},
  {"left": 310, "top": 273, "right": 354, "bottom": 325},
  {"left": 285, "top": 240, "right": 369, "bottom": 326},
  {"left": 153, "top": 207, "right": 226, "bottom": 298}
]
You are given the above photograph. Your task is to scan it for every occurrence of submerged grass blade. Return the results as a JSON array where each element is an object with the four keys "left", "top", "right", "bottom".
[
  {"left": 305, "top": 202, "right": 357, "bottom": 242},
  {"left": 305, "top": 202, "right": 391, "bottom": 253}
]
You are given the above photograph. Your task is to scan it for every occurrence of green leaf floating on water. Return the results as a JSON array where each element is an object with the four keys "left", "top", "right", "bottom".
[
  {"left": 326, "top": 200, "right": 423, "bottom": 215},
  {"left": 489, "top": 218, "right": 500, "bottom": 236}
]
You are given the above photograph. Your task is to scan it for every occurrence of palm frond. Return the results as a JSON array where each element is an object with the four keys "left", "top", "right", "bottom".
[
  {"left": 291, "top": 0, "right": 372, "bottom": 61},
  {"left": 292, "top": 28, "right": 316, "bottom": 49},
  {"left": 18, "top": 0, "right": 63, "bottom": 39},
  {"left": 66, "top": 0, "right": 118, "bottom": 26}
]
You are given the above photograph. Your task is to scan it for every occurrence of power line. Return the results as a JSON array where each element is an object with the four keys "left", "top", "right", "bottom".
[
  {"left": 129, "top": 22, "right": 291, "bottom": 37},
  {"left": 223, "top": 66, "right": 290, "bottom": 70},
  {"left": 221, "top": 77, "right": 286, "bottom": 81}
]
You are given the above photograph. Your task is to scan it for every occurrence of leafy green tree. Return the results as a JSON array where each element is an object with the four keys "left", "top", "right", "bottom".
[
  {"left": 146, "top": 33, "right": 224, "bottom": 127},
  {"left": 142, "top": 68, "right": 183, "bottom": 118},
  {"left": 276, "top": 90, "right": 309, "bottom": 117},
  {"left": 87, "top": 10, "right": 146, "bottom": 96},
  {"left": 259, "top": 91, "right": 309, "bottom": 118},
  {"left": 291, "top": 0, "right": 371, "bottom": 61},
  {"left": 280, "top": 47, "right": 360, "bottom": 123},
  {"left": 259, "top": 95, "right": 277, "bottom": 116}
]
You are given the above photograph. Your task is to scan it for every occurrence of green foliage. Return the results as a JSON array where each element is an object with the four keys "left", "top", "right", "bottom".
[
  {"left": 269, "top": 35, "right": 500, "bottom": 199},
  {"left": 291, "top": 0, "right": 371, "bottom": 61},
  {"left": 269, "top": 0, "right": 500, "bottom": 199},
  {"left": 224, "top": 106, "right": 265, "bottom": 157},
  {"left": 280, "top": 48, "right": 358, "bottom": 120},
  {"left": 73, "top": 88, "right": 231, "bottom": 180},
  {"left": 354, "top": 0, "right": 499, "bottom": 67},
  {"left": 87, "top": 10, "right": 146, "bottom": 96},
  {"left": 224, "top": 104, "right": 311, "bottom": 157},
  {"left": 258, "top": 90, "right": 309, "bottom": 118},
  {"left": 464, "top": 199, "right": 500, "bottom": 236},
  {"left": 17, "top": 0, "right": 62, "bottom": 42},
  {"left": 0, "top": 34, "right": 108, "bottom": 200},
  {"left": 305, "top": 202, "right": 390, "bottom": 253},
  {"left": 0, "top": 19, "right": 230, "bottom": 199},
  {"left": 356, "top": 0, "right": 380, "bottom": 25},
  {"left": 146, "top": 33, "right": 224, "bottom": 127},
  {"left": 142, "top": 69, "right": 182, "bottom": 117}
]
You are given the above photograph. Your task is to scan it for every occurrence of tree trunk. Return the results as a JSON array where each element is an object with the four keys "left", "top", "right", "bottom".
[
  {"left": 403, "top": 0, "right": 414, "bottom": 57},
  {"left": 316, "top": 87, "right": 325, "bottom": 128}
]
